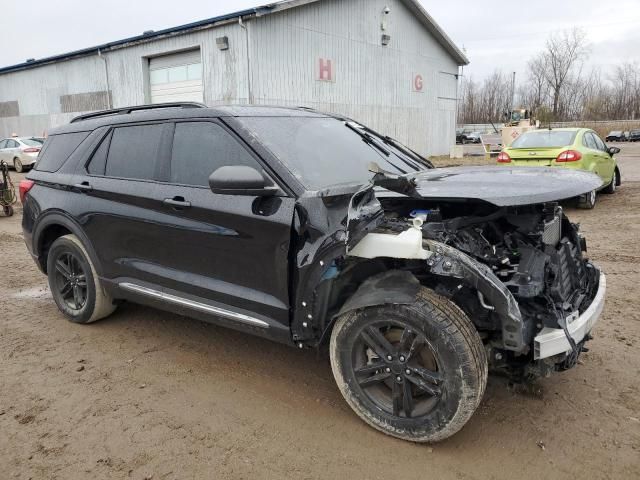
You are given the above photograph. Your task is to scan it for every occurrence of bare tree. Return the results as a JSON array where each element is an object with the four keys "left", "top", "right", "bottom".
[{"left": 540, "top": 28, "right": 590, "bottom": 119}]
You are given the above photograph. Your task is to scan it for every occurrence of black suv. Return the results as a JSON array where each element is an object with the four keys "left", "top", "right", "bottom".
[{"left": 21, "top": 103, "right": 606, "bottom": 442}]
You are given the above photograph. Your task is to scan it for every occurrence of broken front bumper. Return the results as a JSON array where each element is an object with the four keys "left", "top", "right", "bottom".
[{"left": 533, "top": 273, "right": 606, "bottom": 360}]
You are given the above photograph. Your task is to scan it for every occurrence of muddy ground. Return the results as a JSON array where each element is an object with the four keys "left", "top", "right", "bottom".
[{"left": 1, "top": 145, "right": 639, "bottom": 479}]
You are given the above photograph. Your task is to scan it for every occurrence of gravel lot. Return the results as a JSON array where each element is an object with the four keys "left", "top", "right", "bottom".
[{"left": 1, "top": 144, "right": 639, "bottom": 479}]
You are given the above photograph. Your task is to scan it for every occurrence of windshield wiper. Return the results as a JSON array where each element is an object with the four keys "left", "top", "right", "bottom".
[
  {"left": 381, "top": 135, "right": 435, "bottom": 169},
  {"left": 345, "top": 122, "right": 391, "bottom": 157}
]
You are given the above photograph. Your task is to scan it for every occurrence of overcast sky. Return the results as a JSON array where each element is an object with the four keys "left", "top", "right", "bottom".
[{"left": 1, "top": 0, "right": 639, "bottom": 82}]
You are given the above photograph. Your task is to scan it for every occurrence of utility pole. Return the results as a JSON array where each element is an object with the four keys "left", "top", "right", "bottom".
[{"left": 510, "top": 71, "right": 516, "bottom": 113}]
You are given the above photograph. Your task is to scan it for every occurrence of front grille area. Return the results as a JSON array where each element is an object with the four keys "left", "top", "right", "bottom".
[
  {"left": 549, "top": 239, "right": 585, "bottom": 305},
  {"left": 542, "top": 215, "right": 561, "bottom": 246}
]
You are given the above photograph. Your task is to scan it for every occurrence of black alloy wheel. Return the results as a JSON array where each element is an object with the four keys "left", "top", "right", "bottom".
[
  {"left": 330, "top": 287, "right": 487, "bottom": 442},
  {"left": 352, "top": 322, "right": 442, "bottom": 419},
  {"left": 53, "top": 251, "right": 88, "bottom": 311}
]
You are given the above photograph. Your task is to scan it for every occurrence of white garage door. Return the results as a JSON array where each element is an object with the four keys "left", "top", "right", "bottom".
[{"left": 149, "top": 50, "right": 203, "bottom": 104}]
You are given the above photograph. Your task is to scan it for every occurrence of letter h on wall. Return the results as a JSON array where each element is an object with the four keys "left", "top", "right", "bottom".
[{"left": 317, "top": 58, "right": 335, "bottom": 82}]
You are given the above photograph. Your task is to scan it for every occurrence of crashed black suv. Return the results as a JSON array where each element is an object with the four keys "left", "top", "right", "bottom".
[{"left": 21, "top": 103, "right": 606, "bottom": 442}]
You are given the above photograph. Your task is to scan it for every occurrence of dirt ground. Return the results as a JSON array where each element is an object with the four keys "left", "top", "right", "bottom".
[{"left": 1, "top": 145, "right": 639, "bottom": 480}]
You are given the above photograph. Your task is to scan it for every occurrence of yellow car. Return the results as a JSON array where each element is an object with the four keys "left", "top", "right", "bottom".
[{"left": 498, "top": 128, "right": 621, "bottom": 208}]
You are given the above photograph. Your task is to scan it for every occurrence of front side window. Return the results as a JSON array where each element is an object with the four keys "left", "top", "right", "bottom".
[
  {"left": 0, "top": 140, "right": 6, "bottom": 149},
  {"left": 170, "top": 122, "right": 261, "bottom": 187},
  {"left": 104, "top": 124, "right": 165, "bottom": 180}
]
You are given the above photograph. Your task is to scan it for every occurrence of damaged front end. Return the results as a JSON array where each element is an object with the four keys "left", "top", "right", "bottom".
[{"left": 290, "top": 166, "right": 605, "bottom": 380}]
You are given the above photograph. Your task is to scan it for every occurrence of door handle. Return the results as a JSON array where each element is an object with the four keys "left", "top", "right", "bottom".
[
  {"left": 73, "top": 182, "right": 93, "bottom": 192},
  {"left": 163, "top": 197, "right": 191, "bottom": 208}
]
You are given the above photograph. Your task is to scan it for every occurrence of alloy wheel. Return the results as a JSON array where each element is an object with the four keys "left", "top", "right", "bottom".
[
  {"left": 53, "top": 252, "right": 88, "bottom": 311},
  {"left": 351, "top": 322, "right": 443, "bottom": 419}
]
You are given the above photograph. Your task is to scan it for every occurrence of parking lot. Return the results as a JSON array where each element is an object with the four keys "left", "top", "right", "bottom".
[{"left": 1, "top": 145, "right": 639, "bottom": 479}]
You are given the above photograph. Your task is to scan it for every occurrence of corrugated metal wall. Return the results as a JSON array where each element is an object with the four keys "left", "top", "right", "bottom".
[
  {"left": 0, "top": 0, "right": 459, "bottom": 155},
  {"left": 248, "top": 0, "right": 459, "bottom": 155}
]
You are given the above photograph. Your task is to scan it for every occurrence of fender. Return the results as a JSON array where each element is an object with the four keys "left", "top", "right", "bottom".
[
  {"left": 336, "top": 270, "right": 421, "bottom": 316},
  {"left": 32, "top": 210, "right": 104, "bottom": 276}
]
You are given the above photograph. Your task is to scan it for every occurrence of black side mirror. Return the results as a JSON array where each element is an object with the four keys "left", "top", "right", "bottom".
[
  {"left": 209, "top": 166, "right": 279, "bottom": 197},
  {"left": 607, "top": 146, "right": 620, "bottom": 156}
]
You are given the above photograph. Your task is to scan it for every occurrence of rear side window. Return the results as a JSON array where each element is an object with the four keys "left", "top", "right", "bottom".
[
  {"left": 170, "top": 122, "right": 260, "bottom": 187},
  {"left": 87, "top": 131, "right": 112, "bottom": 176},
  {"left": 583, "top": 133, "right": 597, "bottom": 150},
  {"left": 36, "top": 132, "right": 89, "bottom": 172},
  {"left": 592, "top": 134, "right": 607, "bottom": 151},
  {"left": 105, "top": 124, "right": 165, "bottom": 180}
]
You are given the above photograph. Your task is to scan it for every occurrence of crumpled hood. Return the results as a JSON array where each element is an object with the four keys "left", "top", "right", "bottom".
[{"left": 404, "top": 166, "right": 603, "bottom": 207}]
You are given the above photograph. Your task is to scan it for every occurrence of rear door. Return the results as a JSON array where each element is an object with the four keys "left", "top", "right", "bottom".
[
  {"left": 149, "top": 120, "right": 295, "bottom": 329},
  {"left": 581, "top": 132, "right": 601, "bottom": 175},
  {"left": 80, "top": 122, "right": 174, "bottom": 285},
  {"left": 4, "top": 139, "right": 19, "bottom": 163}
]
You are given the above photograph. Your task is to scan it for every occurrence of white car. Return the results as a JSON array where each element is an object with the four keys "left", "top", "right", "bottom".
[{"left": 0, "top": 137, "right": 45, "bottom": 172}]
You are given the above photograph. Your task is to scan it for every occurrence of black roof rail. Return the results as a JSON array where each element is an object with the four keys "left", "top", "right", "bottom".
[{"left": 70, "top": 102, "right": 207, "bottom": 123}]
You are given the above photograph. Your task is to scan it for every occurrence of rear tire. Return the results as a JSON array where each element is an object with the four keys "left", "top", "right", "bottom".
[
  {"left": 13, "top": 157, "right": 23, "bottom": 173},
  {"left": 46, "top": 234, "right": 116, "bottom": 324},
  {"left": 330, "top": 287, "right": 487, "bottom": 443},
  {"left": 578, "top": 189, "right": 597, "bottom": 209}
]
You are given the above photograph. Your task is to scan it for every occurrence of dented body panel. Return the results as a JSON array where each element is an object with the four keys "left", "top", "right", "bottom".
[{"left": 290, "top": 164, "right": 604, "bottom": 377}]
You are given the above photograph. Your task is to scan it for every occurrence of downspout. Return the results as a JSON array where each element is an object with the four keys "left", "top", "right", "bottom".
[
  {"left": 239, "top": 17, "right": 253, "bottom": 105},
  {"left": 97, "top": 49, "right": 112, "bottom": 108}
]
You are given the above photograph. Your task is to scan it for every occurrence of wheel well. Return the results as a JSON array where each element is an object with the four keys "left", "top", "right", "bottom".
[{"left": 38, "top": 224, "right": 72, "bottom": 273}]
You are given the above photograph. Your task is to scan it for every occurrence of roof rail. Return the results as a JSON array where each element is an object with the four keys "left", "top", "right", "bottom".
[{"left": 70, "top": 102, "right": 207, "bottom": 123}]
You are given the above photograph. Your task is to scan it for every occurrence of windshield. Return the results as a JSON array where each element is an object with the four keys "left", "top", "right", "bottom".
[
  {"left": 511, "top": 130, "right": 577, "bottom": 148},
  {"left": 238, "top": 116, "right": 428, "bottom": 190},
  {"left": 22, "top": 138, "right": 44, "bottom": 147}
]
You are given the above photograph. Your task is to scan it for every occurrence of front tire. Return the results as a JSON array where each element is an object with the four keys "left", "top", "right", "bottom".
[
  {"left": 578, "top": 189, "right": 597, "bottom": 209},
  {"left": 602, "top": 168, "right": 620, "bottom": 194},
  {"left": 46, "top": 234, "right": 116, "bottom": 324},
  {"left": 330, "top": 287, "right": 487, "bottom": 443}
]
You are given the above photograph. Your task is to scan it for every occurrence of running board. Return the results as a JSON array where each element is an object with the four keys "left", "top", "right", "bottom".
[{"left": 119, "top": 283, "right": 269, "bottom": 329}]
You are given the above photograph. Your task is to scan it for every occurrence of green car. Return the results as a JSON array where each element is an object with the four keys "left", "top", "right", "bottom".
[{"left": 498, "top": 128, "right": 622, "bottom": 208}]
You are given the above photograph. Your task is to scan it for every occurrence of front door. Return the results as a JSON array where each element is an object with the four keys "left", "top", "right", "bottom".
[
  {"left": 591, "top": 132, "right": 616, "bottom": 184},
  {"left": 148, "top": 120, "right": 294, "bottom": 331}
]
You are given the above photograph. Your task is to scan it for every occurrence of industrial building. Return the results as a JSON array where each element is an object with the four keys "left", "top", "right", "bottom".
[{"left": 0, "top": 0, "right": 468, "bottom": 156}]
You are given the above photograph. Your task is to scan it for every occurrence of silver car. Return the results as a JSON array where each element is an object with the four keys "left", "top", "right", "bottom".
[{"left": 0, "top": 136, "right": 45, "bottom": 172}]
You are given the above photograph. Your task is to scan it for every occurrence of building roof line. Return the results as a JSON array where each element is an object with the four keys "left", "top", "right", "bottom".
[{"left": 0, "top": 0, "right": 468, "bottom": 75}]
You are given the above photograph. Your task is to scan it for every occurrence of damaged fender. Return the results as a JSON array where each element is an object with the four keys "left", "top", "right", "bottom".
[{"left": 335, "top": 270, "right": 421, "bottom": 317}]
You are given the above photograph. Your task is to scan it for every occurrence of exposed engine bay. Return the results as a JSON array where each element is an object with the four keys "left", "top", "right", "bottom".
[
  {"left": 291, "top": 166, "right": 605, "bottom": 381},
  {"left": 349, "top": 196, "right": 602, "bottom": 379}
]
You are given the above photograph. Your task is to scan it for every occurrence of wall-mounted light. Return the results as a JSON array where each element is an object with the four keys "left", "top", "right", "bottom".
[
  {"left": 216, "top": 36, "right": 229, "bottom": 51},
  {"left": 381, "top": 34, "right": 391, "bottom": 46}
]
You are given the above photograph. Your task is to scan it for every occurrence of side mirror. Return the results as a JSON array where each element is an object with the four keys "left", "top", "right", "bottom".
[
  {"left": 209, "top": 165, "right": 279, "bottom": 196},
  {"left": 607, "top": 146, "right": 620, "bottom": 156}
]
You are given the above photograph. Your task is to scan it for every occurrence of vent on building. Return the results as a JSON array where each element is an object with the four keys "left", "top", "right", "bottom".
[
  {"left": 60, "top": 91, "right": 112, "bottom": 113},
  {"left": 216, "top": 36, "right": 229, "bottom": 50},
  {"left": 0, "top": 101, "right": 20, "bottom": 118}
]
